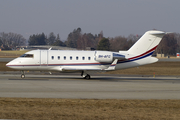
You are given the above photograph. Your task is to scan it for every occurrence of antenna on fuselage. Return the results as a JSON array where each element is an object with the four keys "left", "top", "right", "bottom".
[{"left": 49, "top": 47, "right": 52, "bottom": 50}]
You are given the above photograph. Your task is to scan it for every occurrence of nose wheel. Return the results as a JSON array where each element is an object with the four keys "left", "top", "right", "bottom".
[
  {"left": 21, "top": 71, "right": 25, "bottom": 78},
  {"left": 21, "top": 74, "right": 25, "bottom": 78}
]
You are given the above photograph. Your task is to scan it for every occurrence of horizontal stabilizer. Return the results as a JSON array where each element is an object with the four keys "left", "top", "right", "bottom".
[{"left": 149, "top": 31, "right": 165, "bottom": 35}]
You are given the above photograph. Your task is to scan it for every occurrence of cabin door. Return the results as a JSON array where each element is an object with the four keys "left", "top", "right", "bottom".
[{"left": 40, "top": 50, "right": 48, "bottom": 66}]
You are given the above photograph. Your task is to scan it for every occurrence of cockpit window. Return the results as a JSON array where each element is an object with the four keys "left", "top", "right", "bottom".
[{"left": 20, "top": 54, "right": 34, "bottom": 58}]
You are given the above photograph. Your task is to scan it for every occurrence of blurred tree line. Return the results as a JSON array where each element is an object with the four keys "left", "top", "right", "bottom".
[
  {"left": 64, "top": 28, "right": 139, "bottom": 51},
  {"left": 0, "top": 32, "right": 26, "bottom": 50},
  {"left": 155, "top": 33, "right": 180, "bottom": 55},
  {"left": 28, "top": 32, "right": 66, "bottom": 47},
  {"left": 1, "top": 28, "right": 180, "bottom": 56}
]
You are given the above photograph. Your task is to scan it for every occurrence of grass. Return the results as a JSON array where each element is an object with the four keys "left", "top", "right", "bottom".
[
  {"left": 0, "top": 98, "right": 180, "bottom": 120},
  {"left": 0, "top": 50, "right": 28, "bottom": 58},
  {"left": 107, "top": 61, "right": 180, "bottom": 76},
  {"left": 0, "top": 62, "right": 17, "bottom": 71}
]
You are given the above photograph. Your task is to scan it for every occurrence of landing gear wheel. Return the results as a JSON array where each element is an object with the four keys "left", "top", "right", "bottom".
[
  {"left": 21, "top": 71, "right": 25, "bottom": 79},
  {"left": 84, "top": 74, "right": 90, "bottom": 79},
  {"left": 21, "top": 74, "right": 25, "bottom": 78},
  {"left": 81, "top": 71, "right": 91, "bottom": 79}
]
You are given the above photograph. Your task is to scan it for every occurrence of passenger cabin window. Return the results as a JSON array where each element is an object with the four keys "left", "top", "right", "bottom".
[
  {"left": 82, "top": 57, "right": 85, "bottom": 60},
  {"left": 52, "top": 56, "right": 54, "bottom": 60},
  {"left": 64, "top": 56, "right": 66, "bottom": 60},
  {"left": 70, "top": 56, "right": 72, "bottom": 60},
  {"left": 88, "top": 57, "right": 91, "bottom": 60},
  {"left": 58, "top": 56, "right": 60, "bottom": 60},
  {"left": 76, "top": 56, "right": 78, "bottom": 60},
  {"left": 20, "top": 54, "right": 34, "bottom": 58}
]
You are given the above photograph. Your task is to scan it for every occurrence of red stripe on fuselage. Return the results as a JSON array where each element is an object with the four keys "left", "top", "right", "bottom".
[{"left": 128, "top": 45, "right": 157, "bottom": 60}]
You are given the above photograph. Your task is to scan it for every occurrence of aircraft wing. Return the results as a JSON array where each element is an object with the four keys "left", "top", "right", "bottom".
[
  {"left": 61, "top": 67, "right": 104, "bottom": 71},
  {"left": 60, "top": 59, "right": 119, "bottom": 71}
]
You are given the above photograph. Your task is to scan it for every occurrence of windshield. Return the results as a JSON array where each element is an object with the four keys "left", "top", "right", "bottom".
[{"left": 20, "top": 54, "right": 34, "bottom": 58}]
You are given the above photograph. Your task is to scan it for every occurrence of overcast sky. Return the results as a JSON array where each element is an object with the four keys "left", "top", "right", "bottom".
[{"left": 0, "top": 0, "right": 180, "bottom": 40}]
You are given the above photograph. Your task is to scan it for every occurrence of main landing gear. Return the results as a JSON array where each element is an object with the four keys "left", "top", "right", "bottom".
[
  {"left": 81, "top": 71, "right": 91, "bottom": 79},
  {"left": 84, "top": 74, "right": 90, "bottom": 79},
  {"left": 21, "top": 71, "right": 25, "bottom": 78}
]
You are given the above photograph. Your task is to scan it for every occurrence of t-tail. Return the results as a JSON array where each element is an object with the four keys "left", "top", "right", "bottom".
[
  {"left": 128, "top": 30, "right": 165, "bottom": 55},
  {"left": 117, "top": 30, "right": 166, "bottom": 67}
]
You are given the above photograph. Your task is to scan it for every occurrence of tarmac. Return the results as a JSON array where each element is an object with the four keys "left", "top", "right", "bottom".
[
  {"left": 0, "top": 72, "right": 180, "bottom": 99},
  {"left": 1, "top": 57, "right": 180, "bottom": 99}
]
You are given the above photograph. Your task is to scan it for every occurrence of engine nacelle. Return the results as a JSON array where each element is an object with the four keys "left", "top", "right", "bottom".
[
  {"left": 95, "top": 51, "right": 126, "bottom": 63},
  {"left": 95, "top": 51, "right": 113, "bottom": 63}
]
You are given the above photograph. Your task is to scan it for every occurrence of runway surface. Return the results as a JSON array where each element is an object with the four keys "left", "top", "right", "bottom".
[{"left": 1, "top": 73, "right": 180, "bottom": 99}]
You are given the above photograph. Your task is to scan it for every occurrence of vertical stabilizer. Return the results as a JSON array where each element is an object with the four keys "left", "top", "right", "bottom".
[{"left": 128, "top": 30, "right": 165, "bottom": 55}]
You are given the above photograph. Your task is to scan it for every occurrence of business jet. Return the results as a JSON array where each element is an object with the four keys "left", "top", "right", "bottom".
[{"left": 6, "top": 30, "right": 166, "bottom": 79}]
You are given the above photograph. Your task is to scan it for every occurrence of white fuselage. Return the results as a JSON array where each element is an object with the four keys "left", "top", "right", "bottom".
[{"left": 6, "top": 49, "right": 158, "bottom": 72}]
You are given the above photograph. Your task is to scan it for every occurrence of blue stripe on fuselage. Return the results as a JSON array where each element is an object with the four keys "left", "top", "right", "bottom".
[{"left": 117, "top": 51, "right": 154, "bottom": 64}]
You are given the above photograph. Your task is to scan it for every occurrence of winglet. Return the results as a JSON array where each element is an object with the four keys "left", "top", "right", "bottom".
[{"left": 105, "top": 59, "right": 118, "bottom": 71}]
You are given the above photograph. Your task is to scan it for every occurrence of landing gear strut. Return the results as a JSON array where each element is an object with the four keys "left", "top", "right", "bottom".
[
  {"left": 81, "top": 71, "right": 91, "bottom": 79},
  {"left": 21, "top": 71, "right": 25, "bottom": 78}
]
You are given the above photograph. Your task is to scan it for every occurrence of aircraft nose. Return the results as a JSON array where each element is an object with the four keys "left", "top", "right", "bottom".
[
  {"left": 6, "top": 59, "right": 16, "bottom": 67},
  {"left": 6, "top": 61, "right": 11, "bottom": 67}
]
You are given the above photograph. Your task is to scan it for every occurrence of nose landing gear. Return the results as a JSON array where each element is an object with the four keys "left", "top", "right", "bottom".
[{"left": 21, "top": 71, "right": 25, "bottom": 78}]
